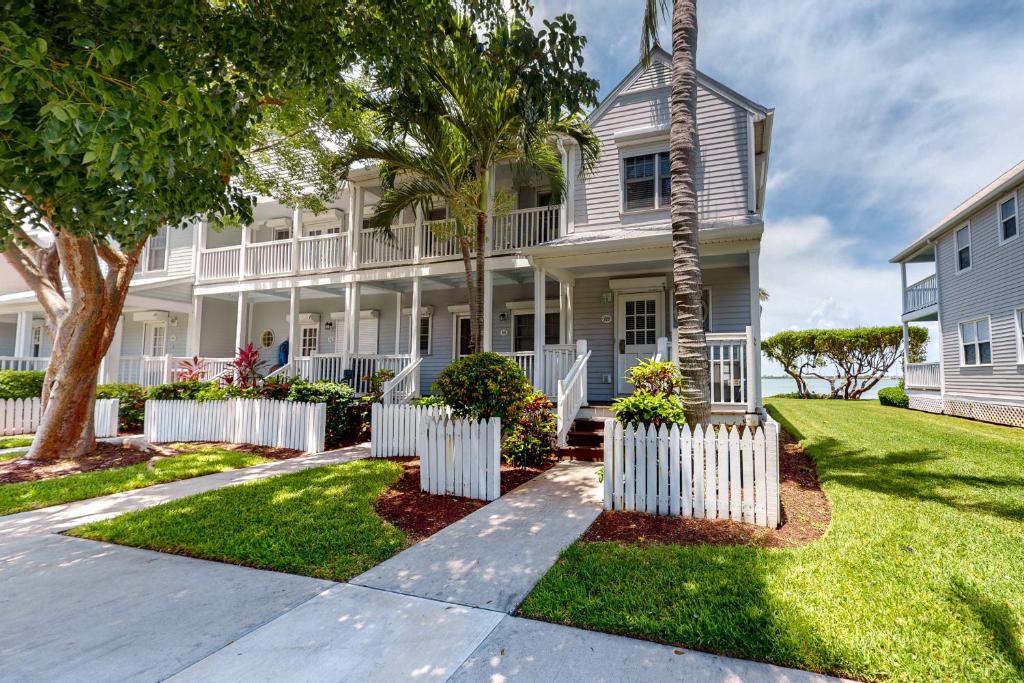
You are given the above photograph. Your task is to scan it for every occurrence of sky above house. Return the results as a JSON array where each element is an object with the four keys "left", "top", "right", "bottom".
[{"left": 533, "top": 0, "right": 1024, "bottom": 361}]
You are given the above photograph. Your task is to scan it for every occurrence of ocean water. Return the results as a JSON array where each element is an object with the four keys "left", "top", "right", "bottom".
[{"left": 762, "top": 376, "right": 899, "bottom": 399}]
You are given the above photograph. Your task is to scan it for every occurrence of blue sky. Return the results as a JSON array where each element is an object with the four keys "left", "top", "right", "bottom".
[{"left": 534, "top": 0, "right": 1024, "bottom": 349}]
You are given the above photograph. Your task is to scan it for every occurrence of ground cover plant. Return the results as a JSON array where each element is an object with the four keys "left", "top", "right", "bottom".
[
  {"left": 0, "top": 436, "right": 33, "bottom": 449},
  {"left": 72, "top": 459, "right": 408, "bottom": 581},
  {"left": 521, "top": 399, "right": 1024, "bottom": 682}
]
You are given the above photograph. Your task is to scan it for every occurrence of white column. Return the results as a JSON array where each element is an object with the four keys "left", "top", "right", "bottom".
[
  {"left": 394, "top": 291, "right": 403, "bottom": 354},
  {"left": 187, "top": 296, "right": 203, "bottom": 357},
  {"left": 482, "top": 269, "right": 494, "bottom": 351},
  {"left": 559, "top": 280, "right": 574, "bottom": 344},
  {"left": 14, "top": 311, "right": 33, "bottom": 357},
  {"left": 533, "top": 266, "right": 546, "bottom": 392},
  {"left": 410, "top": 277, "right": 422, "bottom": 360},
  {"left": 413, "top": 205, "right": 423, "bottom": 262},
  {"left": 902, "top": 321, "right": 910, "bottom": 377},
  {"left": 348, "top": 185, "right": 363, "bottom": 269},
  {"left": 235, "top": 291, "right": 248, "bottom": 350},
  {"left": 348, "top": 282, "right": 361, "bottom": 356},
  {"left": 338, "top": 283, "right": 352, "bottom": 369},
  {"left": 238, "top": 224, "right": 251, "bottom": 280},
  {"left": 288, "top": 287, "right": 300, "bottom": 366},
  {"left": 291, "top": 206, "right": 302, "bottom": 273},
  {"left": 748, "top": 249, "right": 762, "bottom": 410},
  {"left": 485, "top": 168, "right": 496, "bottom": 257},
  {"left": 104, "top": 315, "right": 124, "bottom": 383}
]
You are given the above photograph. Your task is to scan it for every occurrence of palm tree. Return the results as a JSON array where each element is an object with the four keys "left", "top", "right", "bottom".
[
  {"left": 642, "top": 0, "right": 710, "bottom": 425},
  {"left": 348, "top": 18, "right": 599, "bottom": 353}
]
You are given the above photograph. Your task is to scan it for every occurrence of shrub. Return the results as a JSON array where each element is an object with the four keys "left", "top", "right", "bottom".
[
  {"left": 176, "top": 356, "right": 208, "bottom": 382},
  {"left": 433, "top": 352, "right": 532, "bottom": 423},
  {"left": 878, "top": 386, "right": 909, "bottom": 409},
  {"left": 412, "top": 394, "right": 447, "bottom": 408},
  {"left": 362, "top": 368, "right": 396, "bottom": 403},
  {"left": 625, "top": 359, "right": 680, "bottom": 397},
  {"left": 96, "top": 383, "right": 147, "bottom": 432},
  {"left": 0, "top": 370, "right": 45, "bottom": 399},
  {"left": 612, "top": 390, "right": 687, "bottom": 428},
  {"left": 287, "top": 381, "right": 358, "bottom": 447},
  {"left": 503, "top": 392, "right": 557, "bottom": 468},
  {"left": 147, "top": 380, "right": 220, "bottom": 401}
]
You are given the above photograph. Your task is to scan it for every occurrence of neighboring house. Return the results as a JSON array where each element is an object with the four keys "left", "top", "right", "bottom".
[
  {"left": 0, "top": 49, "right": 774, "bottom": 428},
  {"left": 892, "top": 160, "right": 1024, "bottom": 428}
]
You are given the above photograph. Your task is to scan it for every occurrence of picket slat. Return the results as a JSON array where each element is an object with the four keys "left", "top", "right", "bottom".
[
  {"left": 624, "top": 424, "right": 635, "bottom": 511},
  {"left": 732, "top": 428, "right": 746, "bottom": 522},
  {"left": 656, "top": 424, "right": 669, "bottom": 515},
  {"left": 704, "top": 425, "right": 717, "bottom": 519},
  {"left": 754, "top": 426, "right": 768, "bottom": 526},
  {"left": 603, "top": 418, "right": 614, "bottom": 510},
  {"left": 717, "top": 426, "right": 730, "bottom": 520}
]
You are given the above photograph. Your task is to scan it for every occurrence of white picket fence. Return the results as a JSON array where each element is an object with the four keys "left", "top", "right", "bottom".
[
  {"left": 0, "top": 398, "right": 119, "bottom": 438},
  {"left": 144, "top": 398, "right": 326, "bottom": 453},
  {"left": 603, "top": 419, "right": 780, "bottom": 528},
  {"left": 369, "top": 402, "right": 500, "bottom": 501}
]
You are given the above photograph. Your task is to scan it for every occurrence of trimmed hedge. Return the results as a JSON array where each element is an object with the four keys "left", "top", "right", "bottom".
[
  {"left": 503, "top": 392, "right": 557, "bottom": 468},
  {"left": 0, "top": 370, "right": 45, "bottom": 399},
  {"left": 96, "top": 383, "right": 148, "bottom": 433},
  {"left": 433, "top": 352, "right": 532, "bottom": 424},
  {"left": 878, "top": 386, "right": 909, "bottom": 408}
]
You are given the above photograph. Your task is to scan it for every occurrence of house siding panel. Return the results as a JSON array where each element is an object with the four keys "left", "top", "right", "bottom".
[
  {"left": 936, "top": 184, "right": 1024, "bottom": 403},
  {"left": 0, "top": 322, "right": 15, "bottom": 356},
  {"left": 199, "top": 298, "right": 237, "bottom": 358}
]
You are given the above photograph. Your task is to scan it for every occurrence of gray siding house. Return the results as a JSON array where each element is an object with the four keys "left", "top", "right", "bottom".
[
  {"left": 892, "top": 160, "right": 1024, "bottom": 428},
  {"left": 0, "top": 49, "right": 774, "bottom": 428}
]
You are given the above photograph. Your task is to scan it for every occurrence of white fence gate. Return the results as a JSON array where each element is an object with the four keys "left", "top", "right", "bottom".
[
  {"left": 145, "top": 399, "right": 326, "bottom": 453},
  {"left": 369, "top": 403, "right": 500, "bottom": 501},
  {"left": 603, "top": 419, "right": 780, "bottom": 528},
  {"left": 0, "top": 398, "right": 119, "bottom": 438}
]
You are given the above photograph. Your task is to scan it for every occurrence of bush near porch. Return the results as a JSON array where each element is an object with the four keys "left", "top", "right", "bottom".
[
  {"left": 520, "top": 399, "right": 1024, "bottom": 683},
  {"left": 0, "top": 370, "right": 45, "bottom": 400}
]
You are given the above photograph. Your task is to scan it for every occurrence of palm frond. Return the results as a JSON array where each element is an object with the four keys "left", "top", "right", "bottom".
[
  {"left": 641, "top": 0, "right": 670, "bottom": 66},
  {"left": 368, "top": 177, "right": 443, "bottom": 236},
  {"left": 551, "top": 115, "right": 601, "bottom": 179}
]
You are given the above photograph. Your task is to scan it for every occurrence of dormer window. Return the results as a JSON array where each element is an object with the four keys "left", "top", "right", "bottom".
[{"left": 623, "top": 152, "right": 670, "bottom": 211}]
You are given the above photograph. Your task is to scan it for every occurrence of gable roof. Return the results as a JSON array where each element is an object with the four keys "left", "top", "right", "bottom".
[{"left": 890, "top": 159, "right": 1024, "bottom": 263}]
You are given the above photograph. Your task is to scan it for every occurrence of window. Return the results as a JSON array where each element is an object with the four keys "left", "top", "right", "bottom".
[
  {"left": 999, "top": 194, "right": 1018, "bottom": 242},
  {"left": 512, "top": 312, "right": 560, "bottom": 352},
  {"left": 144, "top": 322, "right": 167, "bottom": 356},
  {"left": 701, "top": 287, "right": 712, "bottom": 332},
  {"left": 260, "top": 329, "right": 275, "bottom": 349},
  {"left": 299, "top": 325, "right": 319, "bottom": 356},
  {"left": 144, "top": 226, "right": 168, "bottom": 272},
  {"left": 455, "top": 315, "right": 472, "bottom": 357},
  {"left": 273, "top": 226, "right": 291, "bottom": 241},
  {"left": 30, "top": 326, "right": 43, "bottom": 358},
  {"left": 536, "top": 191, "right": 553, "bottom": 207},
  {"left": 959, "top": 318, "right": 991, "bottom": 366},
  {"left": 623, "top": 152, "right": 670, "bottom": 211},
  {"left": 624, "top": 299, "right": 658, "bottom": 346},
  {"left": 407, "top": 314, "right": 432, "bottom": 355},
  {"left": 955, "top": 224, "right": 971, "bottom": 272}
]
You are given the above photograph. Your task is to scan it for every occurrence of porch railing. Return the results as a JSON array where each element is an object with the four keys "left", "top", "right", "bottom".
[
  {"left": 555, "top": 341, "right": 590, "bottom": 447},
  {"left": 381, "top": 357, "right": 422, "bottom": 404},
  {"left": 492, "top": 206, "right": 560, "bottom": 254},
  {"left": 359, "top": 223, "right": 416, "bottom": 266},
  {"left": 0, "top": 356, "right": 50, "bottom": 372},
  {"left": 198, "top": 245, "right": 241, "bottom": 281},
  {"left": 245, "top": 239, "right": 293, "bottom": 277},
  {"left": 905, "top": 362, "right": 940, "bottom": 389},
  {"left": 421, "top": 219, "right": 463, "bottom": 260},
  {"left": 500, "top": 351, "right": 535, "bottom": 383},
  {"left": 904, "top": 274, "right": 938, "bottom": 313},
  {"left": 656, "top": 328, "right": 756, "bottom": 409},
  {"left": 299, "top": 233, "right": 346, "bottom": 272},
  {"left": 292, "top": 353, "right": 414, "bottom": 395}
]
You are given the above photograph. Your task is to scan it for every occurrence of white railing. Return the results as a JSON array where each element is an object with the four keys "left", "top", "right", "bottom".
[
  {"left": 245, "top": 239, "right": 293, "bottom": 277},
  {"left": 299, "top": 233, "right": 347, "bottom": 272},
  {"left": 0, "top": 356, "right": 49, "bottom": 372},
  {"left": 0, "top": 398, "right": 119, "bottom": 438},
  {"left": 198, "top": 245, "right": 241, "bottom": 281},
  {"left": 904, "top": 274, "right": 938, "bottom": 313},
  {"left": 905, "top": 362, "right": 941, "bottom": 389},
  {"left": 118, "top": 355, "right": 173, "bottom": 387},
  {"left": 603, "top": 419, "right": 780, "bottom": 528},
  {"left": 542, "top": 345, "right": 577, "bottom": 397},
  {"left": 656, "top": 328, "right": 754, "bottom": 408},
  {"left": 421, "top": 219, "right": 463, "bottom": 260},
  {"left": 165, "top": 357, "right": 234, "bottom": 384},
  {"left": 500, "top": 351, "right": 535, "bottom": 385},
  {"left": 145, "top": 398, "right": 326, "bottom": 453},
  {"left": 292, "top": 353, "right": 414, "bottom": 395},
  {"left": 293, "top": 354, "right": 349, "bottom": 384},
  {"left": 351, "top": 354, "right": 414, "bottom": 395},
  {"left": 381, "top": 357, "right": 422, "bottom": 404},
  {"left": 492, "top": 206, "right": 560, "bottom": 254},
  {"left": 359, "top": 223, "right": 415, "bottom": 266},
  {"left": 556, "top": 341, "right": 590, "bottom": 448}
]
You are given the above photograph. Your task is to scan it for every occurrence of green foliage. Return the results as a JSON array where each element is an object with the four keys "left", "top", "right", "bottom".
[
  {"left": 503, "top": 393, "right": 557, "bottom": 468},
  {"left": 433, "top": 352, "right": 533, "bottom": 423},
  {"left": 878, "top": 386, "right": 909, "bottom": 408},
  {"left": 96, "top": 383, "right": 147, "bottom": 432},
  {"left": 0, "top": 370, "right": 45, "bottom": 399},
  {"left": 625, "top": 359, "right": 681, "bottom": 397},
  {"left": 287, "top": 381, "right": 359, "bottom": 447},
  {"left": 761, "top": 326, "right": 929, "bottom": 399},
  {"left": 412, "top": 395, "right": 447, "bottom": 408},
  {"left": 147, "top": 381, "right": 220, "bottom": 401},
  {"left": 612, "top": 391, "right": 687, "bottom": 428},
  {"left": 362, "top": 368, "right": 396, "bottom": 403}
]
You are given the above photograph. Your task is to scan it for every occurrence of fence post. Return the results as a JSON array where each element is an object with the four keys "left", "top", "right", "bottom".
[
  {"left": 163, "top": 354, "right": 173, "bottom": 384},
  {"left": 602, "top": 417, "right": 613, "bottom": 510},
  {"left": 745, "top": 325, "right": 756, "bottom": 414},
  {"left": 764, "top": 419, "right": 780, "bottom": 528},
  {"left": 487, "top": 416, "right": 501, "bottom": 501}
]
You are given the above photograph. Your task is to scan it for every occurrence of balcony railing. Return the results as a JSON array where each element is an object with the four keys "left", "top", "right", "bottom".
[
  {"left": 905, "top": 362, "right": 940, "bottom": 389},
  {"left": 198, "top": 245, "right": 241, "bottom": 281},
  {"left": 657, "top": 328, "right": 756, "bottom": 409},
  {"left": 359, "top": 223, "right": 416, "bottom": 266},
  {"left": 492, "top": 206, "right": 559, "bottom": 254},
  {"left": 246, "top": 239, "right": 293, "bottom": 277},
  {"left": 421, "top": 219, "right": 463, "bottom": 260},
  {"left": 904, "top": 274, "right": 938, "bottom": 313},
  {"left": 299, "top": 233, "right": 346, "bottom": 272}
]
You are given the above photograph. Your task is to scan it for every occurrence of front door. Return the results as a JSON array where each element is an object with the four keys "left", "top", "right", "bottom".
[
  {"left": 143, "top": 321, "right": 167, "bottom": 357},
  {"left": 616, "top": 293, "right": 662, "bottom": 395}
]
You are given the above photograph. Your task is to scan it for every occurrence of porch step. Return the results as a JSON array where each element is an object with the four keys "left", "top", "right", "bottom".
[
  {"left": 556, "top": 446, "right": 604, "bottom": 462},
  {"left": 557, "top": 417, "right": 607, "bottom": 461},
  {"left": 576, "top": 405, "right": 615, "bottom": 421}
]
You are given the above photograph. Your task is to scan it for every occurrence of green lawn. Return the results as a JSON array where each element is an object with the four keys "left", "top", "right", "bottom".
[
  {"left": 0, "top": 435, "right": 34, "bottom": 449},
  {"left": 71, "top": 459, "right": 407, "bottom": 581},
  {"left": 520, "top": 399, "right": 1024, "bottom": 683},
  {"left": 0, "top": 445, "right": 272, "bottom": 516},
  {"left": 0, "top": 450, "right": 26, "bottom": 462}
]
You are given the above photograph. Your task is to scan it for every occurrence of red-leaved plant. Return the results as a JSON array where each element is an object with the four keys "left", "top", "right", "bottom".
[
  {"left": 176, "top": 356, "right": 208, "bottom": 382},
  {"left": 225, "top": 343, "right": 266, "bottom": 388}
]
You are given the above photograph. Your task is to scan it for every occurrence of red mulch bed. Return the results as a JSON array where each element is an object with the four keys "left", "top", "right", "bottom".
[
  {"left": 0, "top": 441, "right": 304, "bottom": 485},
  {"left": 582, "top": 428, "right": 831, "bottom": 548},
  {"left": 375, "top": 457, "right": 555, "bottom": 542}
]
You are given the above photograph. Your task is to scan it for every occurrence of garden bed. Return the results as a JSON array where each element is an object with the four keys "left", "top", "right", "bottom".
[
  {"left": 375, "top": 456, "right": 555, "bottom": 542},
  {"left": 583, "top": 429, "right": 830, "bottom": 548}
]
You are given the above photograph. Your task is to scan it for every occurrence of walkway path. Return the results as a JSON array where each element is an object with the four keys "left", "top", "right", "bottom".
[{"left": 0, "top": 449, "right": 844, "bottom": 682}]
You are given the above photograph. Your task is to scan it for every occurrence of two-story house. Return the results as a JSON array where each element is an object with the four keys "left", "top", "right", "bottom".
[
  {"left": 0, "top": 49, "right": 774, "bottom": 430},
  {"left": 892, "top": 160, "right": 1024, "bottom": 428}
]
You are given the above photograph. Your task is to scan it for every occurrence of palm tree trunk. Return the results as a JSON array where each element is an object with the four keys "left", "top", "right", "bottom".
[
  {"left": 472, "top": 209, "right": 487, "bottom": 352},
  {"left": 458, "top": 235, "right": 478, "bottom": 354},
  {"left": 669, "top": 0, "right": 711, "bottom": 426}
]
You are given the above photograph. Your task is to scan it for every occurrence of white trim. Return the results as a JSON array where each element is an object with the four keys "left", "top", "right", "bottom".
[
  {"left": 328, "top": 310, "right": 378, "bottom": 320},
  {"left": 619, "top": 150, "right": 670, "bottom": 213},
  {"left": 953, "top": 222, "right": 972, "bottom": 274},
  {"left": 703, "top": 286, "right": 713, "bottom": 332},
  {"left": 452, "top": 313, "right": 471, "bottom": 358},
  {"left": 1015, "top": 308, "right": 1024, "bottom": 364},
  {"left": 997, "top": 192, "right": 1019, "bottom": 244},
  {"left": 505, "top": 299, "right": 559, "bottom": 312},
  {"left": 447, "top": 304, "right": 470, "bottom": 314},
  {"left": 612, "top": 125, "right": 670, "bottom": 145},
  {"left": 609, "top": 276, "right": 667, "bottom": 293},
  {"left": 957, "top": 315, "right": 992, "bottom": 367},
  {"left": 401, "top": 306, "right": 435, "bottom": 316}
]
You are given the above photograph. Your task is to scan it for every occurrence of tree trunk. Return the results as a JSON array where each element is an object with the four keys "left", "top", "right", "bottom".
[
  {"left": 472, "top": 209, "right": 487, "bottom": 353},
  {"left": 4, "top": 229, "right": 140, "bottom": 462},
  {"left": 458, "top": 234, "right": 478, "bottom": 354},
  {"left": 669, "top": 0, "right": 711, "bottom": 426}
]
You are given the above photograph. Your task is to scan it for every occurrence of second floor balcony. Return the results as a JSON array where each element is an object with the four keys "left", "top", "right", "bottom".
[
  {"left": 903, "top": 273, "right": 938, "bottom": 316},
  {"left": 197, "top": 205, "right": 560, "bottom": 283}
]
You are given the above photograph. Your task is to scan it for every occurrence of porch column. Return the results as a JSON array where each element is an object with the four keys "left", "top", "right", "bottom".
[
  {"left": 747, "top": 248, "right": 762, "bottom": 410},
  {"left": 288, "top": 287, "right": 300, "bottom": 366},
  {"left": 238, "top": 224, "right": 250, "bottom": 281},
  {"left": 234, "top": 292, "right": 248, "bottom": 350},
  {"left": 899, "top": 262, "right": 909, "bottom": 376},
  {"left": 348, "top": 282, "right": 361, "bottom": 357},
  {"left": 338, "top": 283, "right": 352, "bottom": 370},
  {"left": 482, "top": 269, "right": 494, "bottom": 351},
  {"left": 413, "top": 206, "right": 423, "bottom": 262},
  {"left": 902, "top": 321, "right": 910, "bottom": 377},
  {"left": 410, "top": 276, "right": 422, "bottom": 396},
  {"left": 559, "top": 280, "right": 574, "bottom": 344},
  {"left": 187, "top": 296, "right": 203, "bottom": 357},
  {"left": 533, "top": 265, "right": 546, "bottom": 392},
  {"left": 103, "top": 315, "right": 124, "bottom": 383},
  {"left": 394, "top": 291, "right": 403, "bottom": 354},
  {"left": 14, "top": 311, "right": 33, "bottom": 357},
  {"left": 291, "top": 206, "right": 302, "bottom": 273},
  {"left": 485, "top": 168, "right": 496, "bottom": 256},
  {"left": 347, "top": 184, "right": 363, "bottom": 269}
]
